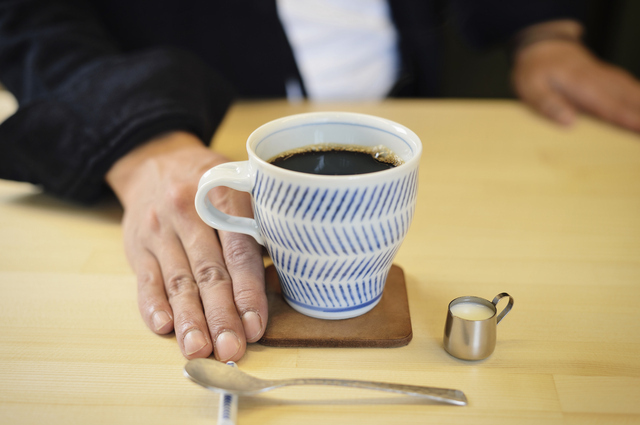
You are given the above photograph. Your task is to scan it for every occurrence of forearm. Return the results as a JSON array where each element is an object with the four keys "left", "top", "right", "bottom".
[{"left": 0, "top": 1, "right": 234, "bottom": 203}]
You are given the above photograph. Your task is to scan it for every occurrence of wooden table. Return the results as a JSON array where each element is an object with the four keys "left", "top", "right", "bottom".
[{"left": 1, "top": 96, "right": 639, "bottom": 424}]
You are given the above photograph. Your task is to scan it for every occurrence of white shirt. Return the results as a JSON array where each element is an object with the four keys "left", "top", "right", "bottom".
[{"left": 276, "top": 0, "right": 400, "bottom": 101}]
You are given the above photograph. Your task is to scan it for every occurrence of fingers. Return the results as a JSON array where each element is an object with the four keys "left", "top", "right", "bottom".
[
  {"left": 176, "top": 226, "right": 246, "bottom": 361},
  {"left": 512, "top": 40, "right": 640, "bottom": 133},
  {"left": 175, "top": 194, "right": 267, "bottom": 359},
  {"left": 515, "top": 73, "right": 578, "bottom": 127},
  {"left": 134, "top": 249, "right": 175, "bottom": 335},
  {"left": 208, "top": 186, "right": 268, "bottom": 343},
  {"left": 125, "top": 206, "right": 216, "bottom": 359},
  {"left": 191, "top": 261, "right": 245, "bottom": 361},
  {"left": 218, "top": 231, "right": 267, "bottom": 342},
  {"left": 131, "top": 210, "right": 257, "bottom": 361},
  {"left": 154, "top": 231, "right": 215, "bottom": 358},
  {"left": 559, "top": 65, "right": 640, "bottom": 133}
]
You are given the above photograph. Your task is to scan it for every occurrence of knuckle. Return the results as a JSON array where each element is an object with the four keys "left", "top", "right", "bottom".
[
  {"left": 136, "top": 270, "right": 157, "bottom": 289},
  {"left": 165, "top": 273, "right": 198, "bottom": 299},
  {"left": 222, "top": 236, "right": 257, "bottom": 268},
  {"left": 165, "top": 182, "right": 194, "bottom": 215},
  {"left": 203, "top": 313, "right": 232, "bottom": 332},
  {"left": 138, "top": 296, "right": 161, "bottom": 318},
  {"left": 175, "top": 318, "right": 206, "bottom": 336},
  {"left": 233, "top": 285, "right": 261, "bottom": 306},
  {"left": 144, "top": 208, "right": 162, "bottom": 233},
  {"left": 564, "top": 69, "right": 602, "bottom": 98},
  {"left": 194, "top": 263, "right": 232, "bottom": 291},
  {"left": 136, "top": 273, "right": 166, "bottom": 312}
]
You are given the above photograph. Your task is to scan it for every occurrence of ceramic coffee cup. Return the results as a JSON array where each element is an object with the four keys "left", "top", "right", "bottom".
[{"left": 194, "top": 112, "right": 422, "bottom": 319}]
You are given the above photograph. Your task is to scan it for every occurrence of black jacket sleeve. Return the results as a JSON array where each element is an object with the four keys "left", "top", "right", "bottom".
[
  {"left": 449, "top": 0, "right": 585, "bottom": 48},
  {"left": 0, "top": 0, "right": 234, "bottom": 203}
]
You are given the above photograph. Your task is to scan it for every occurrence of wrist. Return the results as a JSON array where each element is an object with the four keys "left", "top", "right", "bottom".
[
  {"left": 510, "top": 19, "right": 584, "bottom": 60},
  {"left": 105, "top": 131, "right": 208, "bottom": 205}
]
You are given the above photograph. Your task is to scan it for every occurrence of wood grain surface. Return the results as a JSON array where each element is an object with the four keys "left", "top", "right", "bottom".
[{"left": 1, "top": 97, "right": 639, "bottom": 424}]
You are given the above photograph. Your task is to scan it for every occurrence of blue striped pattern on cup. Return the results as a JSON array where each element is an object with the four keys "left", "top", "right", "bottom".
[{"left": 253, "top": 167, "right": 418, "bottom": 316}]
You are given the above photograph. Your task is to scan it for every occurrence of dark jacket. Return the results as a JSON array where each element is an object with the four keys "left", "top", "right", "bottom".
[{"left": 0, "top": 0, "right": 582, "bottom": 203}]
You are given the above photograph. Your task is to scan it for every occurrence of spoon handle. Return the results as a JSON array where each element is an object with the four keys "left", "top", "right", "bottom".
[{"left": 271, "top": 378, "right": 467, "bottom": 405}]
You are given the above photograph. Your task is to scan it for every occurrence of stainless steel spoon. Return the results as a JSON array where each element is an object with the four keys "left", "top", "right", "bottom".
[{"left": 184, "top": 358, "right": 467, "bottom": 406}]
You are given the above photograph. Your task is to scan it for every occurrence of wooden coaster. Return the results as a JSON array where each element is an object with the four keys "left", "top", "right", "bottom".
[{"left": 258, "top": 264, "right": 412, "bottom": 348}]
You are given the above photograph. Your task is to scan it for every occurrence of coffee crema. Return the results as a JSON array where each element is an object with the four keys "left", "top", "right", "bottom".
[{"left": 267, "top": 144, "right": 403, "bottom": 175}]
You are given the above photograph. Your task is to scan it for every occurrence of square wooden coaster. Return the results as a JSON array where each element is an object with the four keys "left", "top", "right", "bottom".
[{"left": 258, "top": 264, "right": 412, "bottom": 348}]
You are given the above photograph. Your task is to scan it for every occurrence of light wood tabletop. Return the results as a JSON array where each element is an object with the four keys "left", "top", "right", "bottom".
[{"left": 1, "top": 96, "right": 639, "bottom": 424}]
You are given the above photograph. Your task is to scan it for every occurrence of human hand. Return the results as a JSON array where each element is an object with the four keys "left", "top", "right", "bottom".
[
  {"left": 106, "top": 131, "right": 267, "bottom": 361},
  {"left": 511, "top": 20, "right": 640, "bottom": 133}
]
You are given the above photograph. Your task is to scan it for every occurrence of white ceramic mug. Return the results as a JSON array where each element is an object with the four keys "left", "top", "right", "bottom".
[{"left": 195, "top": 112, "right": 422, "bottom": 319}]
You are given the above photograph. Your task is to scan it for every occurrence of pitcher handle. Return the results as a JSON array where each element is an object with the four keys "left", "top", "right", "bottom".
[{"left": 492, "top": 293, "right": 514, "bottom": 324}]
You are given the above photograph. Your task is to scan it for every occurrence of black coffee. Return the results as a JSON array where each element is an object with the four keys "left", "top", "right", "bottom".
[{"left": 268, "top": 145, "right": 401, "bottom": 175}]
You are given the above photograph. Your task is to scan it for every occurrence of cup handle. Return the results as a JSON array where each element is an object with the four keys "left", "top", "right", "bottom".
[
  {"left": 492, "top": 293, "right": 514, "bottom": 324},
  {"left": 194, "top": 161, "right": 264, "bottom": 245}
]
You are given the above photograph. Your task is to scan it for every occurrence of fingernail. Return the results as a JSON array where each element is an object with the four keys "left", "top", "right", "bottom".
[
  {"left": 215, "top": 331, "right": 241, "bottom": 361},
  {"left": 184, "top": 329, "right": 208, "bottom": 355},
  {"left": 152, "top": 310, "right": 172, "bottom": 331},
  {"left": 242, "top": 311, "right": 264, "bottom": 341}
]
